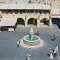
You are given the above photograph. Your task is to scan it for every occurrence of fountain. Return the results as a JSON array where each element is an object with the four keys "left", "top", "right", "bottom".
[{"left": 20, "top": 27, "right": 44, "bottom": 49}]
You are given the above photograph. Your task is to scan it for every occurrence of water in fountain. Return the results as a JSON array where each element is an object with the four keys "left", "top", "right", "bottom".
[{"left": 29, "top": 27, "right": 34, "bottom": 40}]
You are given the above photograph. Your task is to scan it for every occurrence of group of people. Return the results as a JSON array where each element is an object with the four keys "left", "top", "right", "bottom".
[{"left": 48, "top": 46, "right": 59, "bottom": 60}]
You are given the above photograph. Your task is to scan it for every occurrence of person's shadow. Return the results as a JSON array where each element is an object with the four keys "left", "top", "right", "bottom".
[{"left": 46, "top": 54, "right": 50, "bottom": 57}]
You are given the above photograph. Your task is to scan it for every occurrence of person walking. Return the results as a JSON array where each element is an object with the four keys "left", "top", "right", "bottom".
[
  {"left": 49, "top": 52, "right": 53, "bottom": 60},
  {"left": 51, "top": 34, "right": 56, "bottom": 41},
  {"left": 17, "top": 40, "right": 20, "bottom": 48},
  {"left": 53, "top": 46, "right": 59, "bottom": 60}
]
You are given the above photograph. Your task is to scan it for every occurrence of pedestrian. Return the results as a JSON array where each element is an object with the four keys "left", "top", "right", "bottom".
[
  {"left": 53, "top": 46, "right": 59, "bottom": 60},
  {"left": 54, "top": 46, "right": 59, "bottom": 56},
  {"left": 49, "top": 52, "right": 53, "bottom": 60},
  {"left": 26, "top": 52, "right": 31, "bottom": 60},
  {"left": 35, "top": 30, "right": 39, "bottom": 36},
  {"left": 37, "top": 31, "right": 39, "bottom": 36},
  {"left": 17, "top": 40, "right": 20, "bottom": 48},
  {"left": 51, "top": 34, "right": 56, "bottom": 41}
]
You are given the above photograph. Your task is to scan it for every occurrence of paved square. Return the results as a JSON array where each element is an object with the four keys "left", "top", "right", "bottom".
[{"left": 0, "top": 25, "right": 60, "bottom": 60}]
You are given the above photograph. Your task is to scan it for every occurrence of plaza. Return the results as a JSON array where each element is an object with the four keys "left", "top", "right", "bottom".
[
  {"left": 0, "top": 0, "right": 60, "bottom": 60},
  {"left": 0, "top": 26, "right": 60, "bottom": 60}
]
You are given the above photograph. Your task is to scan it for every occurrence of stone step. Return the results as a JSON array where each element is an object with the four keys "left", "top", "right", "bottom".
[
  {"left": 40, "top": 23, "right": 44, "bottom": 25},
  {"left": 17, "top": 25, "right": 24, "bottom": 27}
]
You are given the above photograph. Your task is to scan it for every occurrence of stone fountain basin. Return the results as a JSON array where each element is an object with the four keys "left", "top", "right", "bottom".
[{"left": 23, "top": 35, "right": 40, "bottom": 46}]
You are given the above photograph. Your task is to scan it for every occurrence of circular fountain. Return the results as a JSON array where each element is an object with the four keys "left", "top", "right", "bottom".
[
  {"left": 23, "top": 35, "right": 40, "bottom": 46},
  {"left": 20, "top": 27, "right": 44, "bottom": 49}
]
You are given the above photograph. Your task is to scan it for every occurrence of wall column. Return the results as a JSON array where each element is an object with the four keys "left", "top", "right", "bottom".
[
  {"left": 37, "top": 20, "right": 40, "bottom": 27},
  {"left": 25, "top": 20, "right": 27, "bottom": 27},
  {"left": 37, "top": 15, "right": 40, "bottom": 27},
  {"left": 25, "top": 15, "right": 27, "bottom": 27},
  {"left": 49, "top": 17, "right": 53, "bottom": 27},
  {"left": 0, "top": 27, "right": 1, "bottom": 32}
]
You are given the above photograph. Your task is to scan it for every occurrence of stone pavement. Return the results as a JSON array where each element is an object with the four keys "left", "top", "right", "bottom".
[{"left": 0, "top": 25, "right": 60, "bottom": 60}]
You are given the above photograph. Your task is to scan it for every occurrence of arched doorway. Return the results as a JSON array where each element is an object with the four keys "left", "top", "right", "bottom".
[
  {"left": 52, "top": 18, "right": 60, "bottom": 28},
  {"left": 16, "top": 18, "right": 25, "bottom": 25},
  {"left": 27, "top": 18, "right": 37, "bottom": 26},
  {"left": 40, "top": 18, "right": 49, "bottom": 26},
  {"left": 52, "top": 18, "right": 59, "bottom": 24},
  {"left": 15, "top": 18, "right": 25, "bottom": 28}
]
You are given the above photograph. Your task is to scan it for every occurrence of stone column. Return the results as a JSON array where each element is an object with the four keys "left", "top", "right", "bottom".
[
  {"left": 25, "top": 20, "right": 27, "bottom": 27},
  {"left": 37, "top": 20, "right": 40, "bottom": 27},
  {"left": 0, "top": 27, "right": 1, "bottom": 32},
  {"left": 0, "top": 11, "right": 2, "bottom": 21},
  {"left": 49, "top": 17, "right": 53, "bottom": 27},
  {"left": 25, "top": 15, "right": 27, "bottom": 27},
  {"left": 37, "top": 15, "right": 40, "bottom": 27}
]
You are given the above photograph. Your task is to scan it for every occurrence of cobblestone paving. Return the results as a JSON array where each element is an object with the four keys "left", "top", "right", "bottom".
[{"left": 0, "top": 25, "right": 60, "bottom": 60}]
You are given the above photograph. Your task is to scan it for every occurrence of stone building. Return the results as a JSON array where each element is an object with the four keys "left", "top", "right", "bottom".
[{"left": 0, "top": 0, "right": 60, "bottom": 31}]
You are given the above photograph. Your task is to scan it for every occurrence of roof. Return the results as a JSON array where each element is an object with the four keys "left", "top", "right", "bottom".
[{"left": 0, "top": 3, "right": 50, "bottom": 10}]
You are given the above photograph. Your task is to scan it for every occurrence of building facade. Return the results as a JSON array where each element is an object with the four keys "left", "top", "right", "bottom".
[{"left": 0, "top": 0, "right": 60, "bottom": 31}]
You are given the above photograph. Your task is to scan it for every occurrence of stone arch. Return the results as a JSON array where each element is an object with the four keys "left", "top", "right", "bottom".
[
  {"left": 16, "top": 18, "right": 25, "bottom": 25},
  {"left": 27, "top": 18, "right": 37, "bottom": 26},
  {"left": 40, "top": 18, "right": 49, "bottom": 26},
  {"left": 15, "top": 18, "right": 25, "bottom": 28}
]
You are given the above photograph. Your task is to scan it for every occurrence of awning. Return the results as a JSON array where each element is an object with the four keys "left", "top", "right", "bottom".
[
  {"left": 0, "top": 18, "right": 17, "bottom": 26},
  {"left": 52, "top": 14, "right": 60, "bottom": 18}
]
